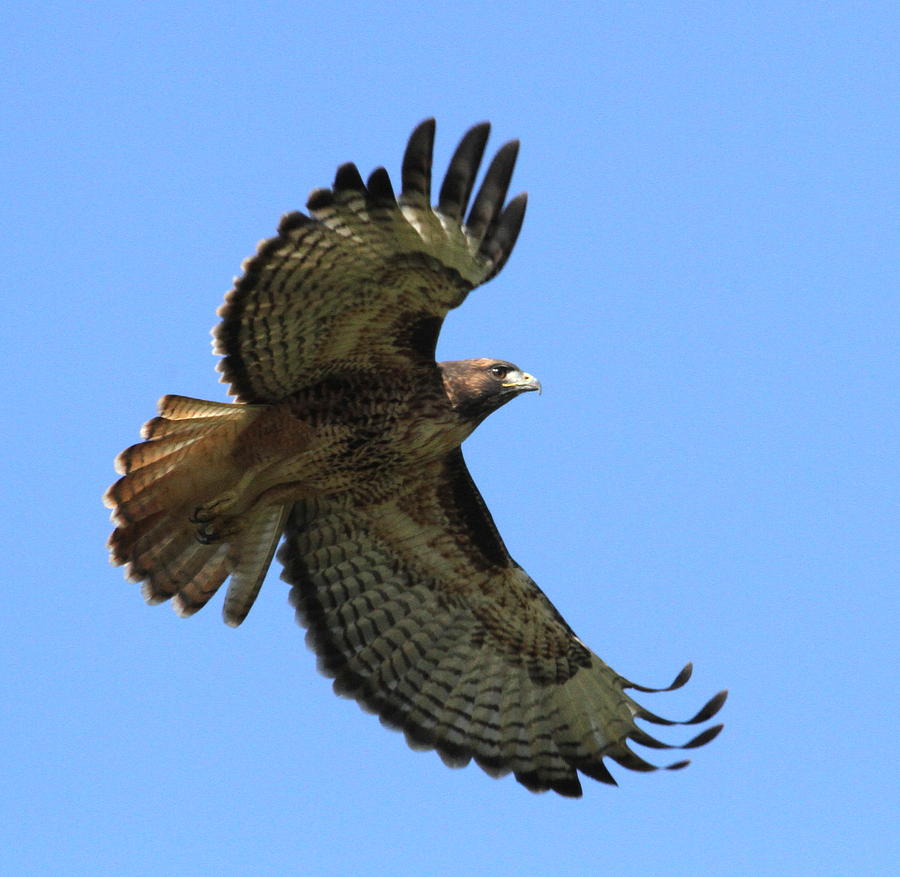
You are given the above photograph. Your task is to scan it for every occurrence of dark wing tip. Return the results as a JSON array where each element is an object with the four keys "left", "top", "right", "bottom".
[
  {"left": 577, "top": 758, "right": 619, "bottom": 787},
  {"left": 629, "top": 661, "right": 694, "bottom": 694},
  {"left": 628, "top": 719, "right": 724, "bottom": 757},
  {"left": 306, "top": 187, "right": 334, "bottom": 211},
  {"left": 438, "top": 121, "right": 491, "bottom": 221},
  {"left": 334, "top": 161, "right": 366, "bottom": 194},
  {"left": 481, "top": 192, "right": 528, "bottom": 278},
  {"left": 609, "top": 720, "right": 723, "bottom": 775},
  {"left": 634, "top": 682, "right": 726, "bottom": 729},
  {"left": 466, "top": 138, "right": 520, "bottom": 242},
  {"left": 277, "top": 210, "right": 312, "bottom": 234},
  {"left": 398, "top": 120, "right": 527, "bottom": 281},
  {"left": 686, "top": 689, "right": 729, "bottom": 725},
  {"left": 411, "top": 116, "right": 437, "bottom": 139},
  {"left": 682, "top": 723, "right": 725, "bottom": 749},
  {"left": 608, "top": 745, "right": 661, "bottom": 774},
  {"left": 401, "top": 118, "right": 437, "bottom": 206},
  {"left": 548, "top": 774, "right": 585, "bottom": 798},
  {"left": 613, "top": 664, "right": 725, "bottom": 780},
  {"left": 514, "top": 769, "right": 584, "bottom": 798},
  {"left": 669, "top": 661, "right": 695, "bottom": 690},
  {"left": 629, "top": 727, "right": 676, "bottom": 750},
  {"left": 366, "top": 166, "right": 396, "bottom": 206}
]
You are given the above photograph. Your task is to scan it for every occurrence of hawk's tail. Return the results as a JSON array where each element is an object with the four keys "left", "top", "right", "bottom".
[{"left": 104, "top": 394, "right": 288, "bottom": 626}]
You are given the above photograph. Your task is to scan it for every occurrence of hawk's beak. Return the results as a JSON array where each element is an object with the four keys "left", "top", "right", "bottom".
[{"left": 503, "top": 371, "right": 542, "bottom": 395}]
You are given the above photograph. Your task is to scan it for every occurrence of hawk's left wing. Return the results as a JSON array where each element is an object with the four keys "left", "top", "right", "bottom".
[
  {"left": 280, "top": 450, "right": 726, "bottom": 797},
  {"left": 214, "top": 120, "right": 527, "bottom": 403}
]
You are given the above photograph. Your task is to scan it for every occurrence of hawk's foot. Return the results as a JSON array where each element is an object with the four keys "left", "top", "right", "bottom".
[
  {"left": 190, "top": 493, "right": 238, "bottom": 525},
  {"left": 193, "top": 513, "right": 244, "bottom": 545}
]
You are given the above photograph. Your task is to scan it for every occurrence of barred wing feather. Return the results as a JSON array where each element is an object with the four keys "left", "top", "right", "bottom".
[
  {"left": 214, "top": 119, "right": 527, "bottom": 402},
  {"left": 279, "top": 450, "right": 726, "bottom": 797}
]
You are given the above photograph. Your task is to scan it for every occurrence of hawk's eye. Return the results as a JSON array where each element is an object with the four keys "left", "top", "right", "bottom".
[{"left": 489, "top": 365, "right": 510, "bottom": 380}]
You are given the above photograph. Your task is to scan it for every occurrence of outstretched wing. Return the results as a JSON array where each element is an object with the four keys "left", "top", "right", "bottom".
[
  {"left": 279, "top": 450, "right": 726, "bottom": 797},
  {"left": 215, "top": 120, "right": 527, "bottom": 402}
]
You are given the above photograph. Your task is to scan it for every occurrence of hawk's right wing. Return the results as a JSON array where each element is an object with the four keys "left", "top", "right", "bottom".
[{"left": 279, "top": 450, "right": 726, "bottom": 798}]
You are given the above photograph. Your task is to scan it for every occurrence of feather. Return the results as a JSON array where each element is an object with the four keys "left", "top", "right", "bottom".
[
  {"left": 438, "top": 121, "right": 490, "bottom": 221},
  {"left": 223, "top": 503, "right": 289, "bottom": 626},
  {"left": 400, "top": 117, "right": 436, "bottom": 208},
  {"left": 466, "top": 139, "right": 520, "bottom": 241}
]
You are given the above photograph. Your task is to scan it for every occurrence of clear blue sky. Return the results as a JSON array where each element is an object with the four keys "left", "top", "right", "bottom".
[{"left": 3, "top": 2, "right": 897, "bottom": 875}]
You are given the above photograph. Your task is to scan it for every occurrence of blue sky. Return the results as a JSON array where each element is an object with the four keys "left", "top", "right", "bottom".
[{"left": 3, "top": 2, "right": 897, "bottom": 875}]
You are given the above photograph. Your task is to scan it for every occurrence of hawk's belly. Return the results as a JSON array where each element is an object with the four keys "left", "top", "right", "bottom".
[{"left": 241, "top": 377, "right": 469, "bottom": 503}]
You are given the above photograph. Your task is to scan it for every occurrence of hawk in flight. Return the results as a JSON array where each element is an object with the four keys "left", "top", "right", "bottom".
[{"left": 106, "top": 120, "right": 726, "bottom": 797}]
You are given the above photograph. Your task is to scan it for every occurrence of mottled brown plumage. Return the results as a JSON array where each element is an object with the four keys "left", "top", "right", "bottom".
[{"left": 105, "top": 119, "right": 726, "bottom": 796}]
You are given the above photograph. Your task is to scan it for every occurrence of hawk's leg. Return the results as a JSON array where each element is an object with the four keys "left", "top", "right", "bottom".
[
  {"left": 188, "top": 461, "right": 268, "bottom": 528},
  {"left": 194, "top": 516, "right": 242, "bottom": 545},
  {"left": 190, "top": 494, "right": 239, "bottom": 525},
  {"left": 191, "top": 479, "right": 311, "bottom": 544}
]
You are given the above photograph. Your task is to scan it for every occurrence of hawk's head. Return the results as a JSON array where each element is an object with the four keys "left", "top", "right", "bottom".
[{"left": 440, "top": 358, "right": 541, "bottom": 424}]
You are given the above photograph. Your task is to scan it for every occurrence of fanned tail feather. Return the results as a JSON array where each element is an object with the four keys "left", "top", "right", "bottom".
[
  {"left": 223, "top": 503, "right": 290, "bottom": 626},
  {"left": 105, "top": 394, "right": 285, "bottom": 623}
]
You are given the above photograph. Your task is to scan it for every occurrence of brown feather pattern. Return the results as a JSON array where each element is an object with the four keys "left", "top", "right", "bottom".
[
  {"left": 107, "top": 120, "right": 725, "bottom": 797},
  {"left": 280, "top": 451, "right": 724, "bottom": 797},
  {"left": 213, "top": 118, "right": 526, "bottom": 403}
]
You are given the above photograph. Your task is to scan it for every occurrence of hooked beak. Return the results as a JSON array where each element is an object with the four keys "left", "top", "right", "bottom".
[{"left": 503, "top": 371, "right": 542, "bottom": 395}]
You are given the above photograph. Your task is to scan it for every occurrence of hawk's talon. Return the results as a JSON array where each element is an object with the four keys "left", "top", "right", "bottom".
[
  {"left": 190, "top": 493, "right": 237, "bottom": 525},
  {"left": 194, "top": 521, "right": 222, "bottom": 544},
  {"left": 192, "top": 513, "right": 243, "bottom": 544},
  {"left": 190, "top": 505, "right": 212, "bottom": 524}
]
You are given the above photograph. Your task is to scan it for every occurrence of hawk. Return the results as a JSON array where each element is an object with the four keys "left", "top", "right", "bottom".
[{"left": 105, "top": 119, "right": 726, "bottom": 797}]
